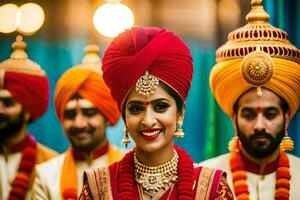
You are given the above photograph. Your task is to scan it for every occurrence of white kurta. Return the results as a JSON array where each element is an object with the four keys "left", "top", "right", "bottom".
[
  {"left": 0, "top": 152, "right": 32, "bottom": 200},
  {"left": 32, "top": 152, "right": 111, "bottom": 200},
  {"left": 200, "top": 153, "right": 300, "bottom": 200}
]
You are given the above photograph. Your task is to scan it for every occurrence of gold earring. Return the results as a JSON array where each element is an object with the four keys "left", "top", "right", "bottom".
[
  {"left": 228, "top": 136, "right": 240, "bottom": 153},
  {"left": 174, "top": 121, "right": 184, "bottom": 138},
  {"left": 122, "top": 126, "right": 131, "bottom": 148},
  {"left": 280, "top": 130, "right": 294, "bottom": 151}
]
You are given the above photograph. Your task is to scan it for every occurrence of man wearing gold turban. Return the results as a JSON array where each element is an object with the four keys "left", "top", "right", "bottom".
[
  {"left": 200, "top": 1, "right": 300, "bottom": 200},
  {"left": 0, "top": 36, "right": 58, "bottom": 200},
  {"left": 32, "top": 44, "right": 124, "bottom": 200}
]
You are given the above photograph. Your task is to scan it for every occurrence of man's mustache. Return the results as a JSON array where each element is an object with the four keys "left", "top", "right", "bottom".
[
  {"left": 249, "top": 131, "right": 274, "bottom": 141},
  {"left": 69, "top": 126, "right": 96, "bottom": 135}
]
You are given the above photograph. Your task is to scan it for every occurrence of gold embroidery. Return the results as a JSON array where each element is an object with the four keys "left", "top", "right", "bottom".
[{"left": 195, "top": 167, "right": 215, "bottom": 200}]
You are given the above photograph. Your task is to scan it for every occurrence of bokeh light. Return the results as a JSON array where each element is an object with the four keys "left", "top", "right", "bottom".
[
  {"left": 93, "top": 2, "right": 134, "bottom": 38},
  {"left": 0, "top": 4, "right": 18, "bottom": 33},
  {"left": 18, "top": 3, "right": 45, "bottom": 34}
]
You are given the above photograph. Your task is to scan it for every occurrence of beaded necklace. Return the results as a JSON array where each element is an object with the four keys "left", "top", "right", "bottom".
[
  {"left": 229, "top": 151, "right": 290, "bottom": 200},
  {"left": 134, "top": 151, "right": 178, "bottom": 198},
  {"left": 118, "top": 145, "right": 194, "bottom": 200},
  {"left": 8, "top": 134, "right": 37, "bottom": 199}
]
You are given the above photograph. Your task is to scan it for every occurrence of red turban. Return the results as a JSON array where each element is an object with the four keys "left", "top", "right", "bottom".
[
  {"left": 0, "top": 36, "right": 49, "bottom": 122},
  {"left": 54, "top": 67, "right": 120, "bottom": 126},
  {"left": 102, "top": 27, "right": 193, "bottom": 109}
]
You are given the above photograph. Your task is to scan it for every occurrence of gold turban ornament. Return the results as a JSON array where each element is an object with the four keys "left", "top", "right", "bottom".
[
  {"left": 210, "top": 0, "right": 300, "bottom": 152},
  {"left": 210, "top": 0, "right": 300, "bottom": 118}
]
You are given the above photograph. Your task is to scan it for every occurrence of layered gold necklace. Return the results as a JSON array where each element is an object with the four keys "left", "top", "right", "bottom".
[{"left": 134, "top": 151, "right": 178, "bottom": 198}]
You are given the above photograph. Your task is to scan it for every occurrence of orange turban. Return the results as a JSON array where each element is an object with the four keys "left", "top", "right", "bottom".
[
  {"left": 210, "top": 1, "right": 300, "bottom": 117},
  {"left": 54, "top": 45, "right": 120, "bottom": 125}
]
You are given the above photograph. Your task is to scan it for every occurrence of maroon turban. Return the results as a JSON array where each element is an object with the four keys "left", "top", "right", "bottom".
[
  {"left": 2, "top": 72, "right": 49, "bottom": 122},
  {"left": 0, "top": 36, "right": 49, "bottom": 122},
  {"left": 102, "top": 27, "right": 193, "bottom": 109}
]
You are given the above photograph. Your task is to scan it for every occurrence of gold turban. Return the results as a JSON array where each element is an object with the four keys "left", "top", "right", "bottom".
[{"left": 210, "top": 0, "right": 300, "bottom": 117}]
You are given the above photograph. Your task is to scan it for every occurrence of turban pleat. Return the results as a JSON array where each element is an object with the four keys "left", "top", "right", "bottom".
[
  {"left": 4, "top": 71, "right": 49, "bottom": 122},
  {"left": 103, "top": 27, "right": 193, "bottom": 109},
  {"left": 54, "top": 68, "right": 120, "bottom": 125}
]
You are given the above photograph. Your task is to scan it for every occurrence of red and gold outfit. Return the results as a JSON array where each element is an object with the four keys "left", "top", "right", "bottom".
[
  {"left": 80, "top": 145, "right": 233, "bottom": 199},
  {"left": 78, "top": 27, "right": 234, "bottom": 199}
]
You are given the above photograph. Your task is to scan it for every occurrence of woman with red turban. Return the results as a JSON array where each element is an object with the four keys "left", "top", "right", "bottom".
[{"left": 79, "top": 27, "right": 233, "bottom": 199}]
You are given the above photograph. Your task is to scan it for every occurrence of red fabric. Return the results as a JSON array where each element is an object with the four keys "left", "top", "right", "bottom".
[
  {"left": 4, "top": 71, "right": 49, "bottom": 122},
  {"left": 102, "top": 27, "right": 193, "bottom": 109}
]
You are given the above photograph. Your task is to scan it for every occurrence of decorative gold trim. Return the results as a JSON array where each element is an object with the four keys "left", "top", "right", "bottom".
[
  {"left": 0, "top": 35, "right": 46, "bottom": 76},
  {"left": 241, "top": 46, "right": 274, "bottom": 86},
  {"left": 195, "top": 167, "right": 215, "bottom": 200},
  {"left": 74, "top": 44, "right": 102, "bottom": 75},
  {"left": 0, "top": 70, "right": 4, "bottom": 89},
  {"left": 86, "top": 168, "right": 113, "bottom": 200},
  {"left": 215, "top": 0, "right": 300, "bottom": 64},
  {"left": 135, "top": 71, "right": 159, "bottom": 96}
]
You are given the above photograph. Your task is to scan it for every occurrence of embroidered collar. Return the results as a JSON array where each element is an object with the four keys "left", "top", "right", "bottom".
[
  {"left": 72, "top": 142, "right": 109, "bottom": 161},
  {"left": 241, "top": 152, "right": 278, "bottom": 175}
]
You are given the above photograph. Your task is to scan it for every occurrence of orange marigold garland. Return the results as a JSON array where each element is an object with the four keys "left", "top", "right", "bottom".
[
  {"left": 230, "top": 151, "right": 290, "bottom": 200},
  {"left": 8, "top": 135, "right": 37, "bottom": 200}
]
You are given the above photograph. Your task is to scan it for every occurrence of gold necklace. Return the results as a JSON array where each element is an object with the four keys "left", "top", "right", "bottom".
[{"left": 134, "top": 151, "right": 178, "bottom": 198}]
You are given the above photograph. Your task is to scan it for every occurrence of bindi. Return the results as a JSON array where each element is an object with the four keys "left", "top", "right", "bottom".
[{"left": 256, "top": 106, "right": 262, "bottom": 112}]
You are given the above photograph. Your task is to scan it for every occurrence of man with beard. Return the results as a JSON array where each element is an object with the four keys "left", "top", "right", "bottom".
[
  {"left": 200, "top": 1, "right": 300, "bottom": 199},
  {"left": 32, "top": 44, "right": 124, "bottom": 200},
  {"left": 0, "top": 36, "right": 58, "bottom": 200}
]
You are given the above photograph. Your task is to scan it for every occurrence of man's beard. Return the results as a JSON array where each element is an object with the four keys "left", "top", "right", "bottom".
[
  {"left": 237, "top": 126, "right": 285, "bottom": 159},
  {"left": 0, "top": 109, "right": 26, "bottom": 143}
]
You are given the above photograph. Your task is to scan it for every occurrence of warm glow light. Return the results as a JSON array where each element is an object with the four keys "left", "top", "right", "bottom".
[
  {"left": 18, "top": 3, "right": 45, "bottom": 34},
  {"left": 0, "top": 4, "right": 18, "bottom": 33},
  {"left": 93, "top": 3, "right": 134, "bottom": 38}
]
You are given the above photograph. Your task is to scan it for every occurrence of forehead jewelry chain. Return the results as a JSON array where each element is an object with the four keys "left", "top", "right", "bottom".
[
  {"left": 134, "top": 151, "right": 178, "bottom": 198},
  {"left": 136, "top": 71, "right": 159, "bottom": 96}
]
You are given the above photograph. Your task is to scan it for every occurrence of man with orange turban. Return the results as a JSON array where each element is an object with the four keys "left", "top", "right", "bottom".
[
  {"left": 200, "top": 1, "right": 300, "bottom": 200},
  {"left": 32, "top": 44, "right": 124, "bottom": 200},
  {"left": 0, "top": 36, "right": 58, "bottom": 200}
]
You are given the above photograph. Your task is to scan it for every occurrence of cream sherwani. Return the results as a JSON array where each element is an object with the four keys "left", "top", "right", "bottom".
[
  {"left": 200, "top": 153, "right": 300, "bottom": 200},
  {"left": 32, "top": 144, "right": 124, "bottom": 200},
  {"left": 0, "top": 143, "right": 58, "bottom": 200}
]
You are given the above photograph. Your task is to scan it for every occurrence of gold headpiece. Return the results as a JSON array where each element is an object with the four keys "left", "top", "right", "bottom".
[
  {"left": 215, "top": 0, "right": 299, "bottom": 95},
  {"left": 216, "top": 0, "right": 299, "bottom": 64},
  {"left": 0, "top": 35, "right": 46, "bottom": 76},
  {"left": 209, "top": 0, "right": 300, "bottom": 117},
  {"left": 74, "top": 44, "right": 102, "bottom": 74},
  {"left": 135, "top": 71, "right": 159, "bottom": 96}
]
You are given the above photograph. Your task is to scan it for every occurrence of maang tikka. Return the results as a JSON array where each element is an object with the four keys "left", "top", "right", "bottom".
[{"left": 135, "top": 71, "right": 159, "bottom": 96}]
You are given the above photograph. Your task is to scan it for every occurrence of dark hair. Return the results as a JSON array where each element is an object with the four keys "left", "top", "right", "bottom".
[
  {"left": 159, "top": 81, "right": 184, "bottom": 114},
  {"left": 233, "top": 88, "right": 290, "bottom": 114},
  {"left": 121, "top": 81, "right": 184, "bottom": 119}
]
